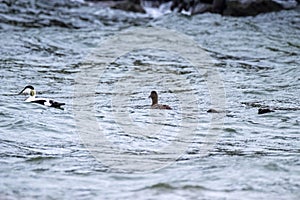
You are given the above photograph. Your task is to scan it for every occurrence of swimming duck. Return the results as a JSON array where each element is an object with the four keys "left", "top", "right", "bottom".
[
  {"left": 148, "top": 91, "right": 172, "bottom": 110},
  {"left": 258, "top": 108, "right": 274, "bottom": 114},
  {"left": 18, "top": 85, "right": 65, "bottom": 109}
]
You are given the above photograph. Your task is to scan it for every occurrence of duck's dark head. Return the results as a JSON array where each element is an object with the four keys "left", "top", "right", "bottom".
[
  {"left": 149, "top": 91, "right": 158, "bottom": 105},
  {"left": 19, "top": 85, "right": 35, "bottom": 95}
]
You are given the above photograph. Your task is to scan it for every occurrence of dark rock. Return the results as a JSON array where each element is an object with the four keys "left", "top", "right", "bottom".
[
  {"left": 171, "top": 0, "right": 190, "bottom": 12},
  {"left": 111, "top": 0, "right": 146, "bottom": 13},
  {"left": 87, "top": 0, "right": 298, "bottom": 16},
  {"left": 258, "top": 108, "right": 274, "bottom": 114},
  {"left": 212, "top": 0, "right": 226, "bottom": 13},
  {"left": 191, "top": 2, "right": 212, "bottom": 15},
  {"left": 224, "top": 0, "right": 283, "bottom": 16},
  {"left": 143, "top": 0, "right": 171, "bottom": 8},
  {"left": 168, "top": 0, "right": 298, "bottom": 16},
  {"left": 88, "top": 0, "right": 298, "bottom": 16}
]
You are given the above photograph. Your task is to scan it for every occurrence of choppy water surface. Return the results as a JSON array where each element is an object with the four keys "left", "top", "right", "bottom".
[{"left": 0, "top": 1, "right": 299, "bottom": 199}]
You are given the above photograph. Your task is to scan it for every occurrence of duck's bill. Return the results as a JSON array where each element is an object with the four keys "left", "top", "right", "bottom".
[{"left": 18, "top": 89, "right": 25, "bottom": 95}]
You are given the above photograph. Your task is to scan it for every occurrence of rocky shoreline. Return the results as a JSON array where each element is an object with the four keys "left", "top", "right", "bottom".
[{"left": 87, "top": 0, "right": 299, "bottom": 16}]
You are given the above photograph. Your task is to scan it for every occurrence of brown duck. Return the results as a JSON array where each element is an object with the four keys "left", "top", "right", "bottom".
[{"left": 148, "top": 91, "right": 172, "bottom": 110}]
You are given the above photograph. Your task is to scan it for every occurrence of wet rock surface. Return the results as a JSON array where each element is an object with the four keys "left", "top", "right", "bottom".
[
  {"left": 88, "top": 0, "right": 299, "bottom": 16},
  {"left": 171, "top": 0, "right": 298, "bottom": 16},
  {"left": 111, "top": 0, "right": 146, "bottom": 13},
  {"left": 86, "top": 0, "right": 146, "bottom": 13},
  {"left": 224, "top": 0, "right": 294, "bottom": 16}
]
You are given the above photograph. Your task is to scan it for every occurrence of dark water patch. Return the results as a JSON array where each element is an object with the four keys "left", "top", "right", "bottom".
[
  {"left": 223, "top": 127, "right": 237, "bottom": 133},
  {"left": 263, "top": 162, "right": 289, "bottom": 172},
  {"left": 145, "top": 182, "right": 208, "bottom": 191},
  {"left": 26, "top": 155, "right": 58, "bottom": 162}
]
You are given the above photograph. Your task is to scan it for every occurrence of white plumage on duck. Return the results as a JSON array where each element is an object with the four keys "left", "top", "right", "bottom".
[{"left": 19, "top": 85, "right": 65, "bottom": 109}]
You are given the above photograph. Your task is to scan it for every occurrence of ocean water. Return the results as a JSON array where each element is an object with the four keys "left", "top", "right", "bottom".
[{"left": 0, "top": 1, "right": 299, "bottom": 199}]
